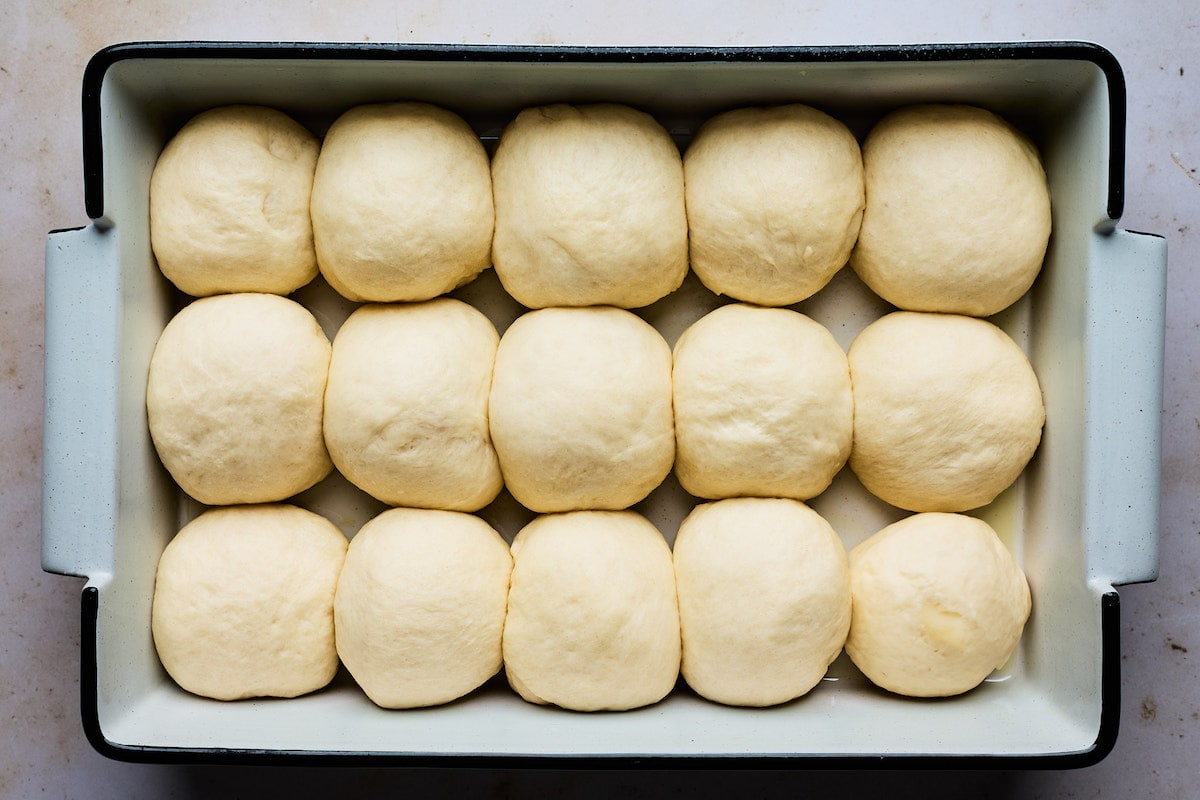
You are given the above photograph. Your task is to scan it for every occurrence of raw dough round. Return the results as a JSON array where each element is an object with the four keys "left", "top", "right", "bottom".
[
  {"left": 845, "top": 512, "right": 1032, "bottom": 697},
  {"left": 490, "top": 103, "right": 688, "bottom": 308},
  {"left": 849, "top": 104, "right": 1052, "bottom": 317},
  {"left": 310, "top": 102, "right": 494, "bottom": 302},
  {"left": 146, "top": 293, "right": 333, "bottom": 505},
  {"left": 848, "top": 311, "right": 1044, "bottom": 512},
  {"left": 684, "top": 104, "right": 864, "bottom": 305},
  {"left": 672, "top": 303, "right": 853, "bottom": 500},
  {"left": 333, "top": 507, "right": 512, "bottom": 708},
  {"left": 151, "top": 504, "right": 348, "bottom": 700},
  {"left": 673, "top": 498, "right": 851, "bottom": 706},
  {"left": 323, "top": 298, "right": 502, "bottom": 511},
  {"left": 502, "top": 510, "right": 680, "bottom": 711},
  {"left": 150, "top": 105, "right": 319, "bottom": 297},
  {"left": 488, "top": 307, "right": 674, "bottom": 513}
]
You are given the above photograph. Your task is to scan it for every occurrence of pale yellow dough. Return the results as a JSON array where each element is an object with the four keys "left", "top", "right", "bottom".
[
  {"left": 322, "top": 298, "right": 503, "bottom": 511},
  {"left": 151, "top": 504, "right": 348, "bottom": 701},
  {"left": 502, "top": 511, "right": 681, "bottom": 711},
  {"left": 488, "top": 307, "right": 675, "bottom": 513},
  {"left": 846, "top": 512, "right": 1032, "bottom": 697},
  {"left": 672, "top": 303, "right": 852, "bottom": 500},
  {"left": 334, "top": 508, "right": 512, "bottom": 709},
  {"left": 146, "top": 293, "right": 333, "bottom": 506},
  {"left": 673, "top": 498, "right": 851, "bottom": 707},
  {"left": 150, "top": 105, "right": 320, "bottom": 297},
  {"left": 490, "top": 103, "right": 688, "bottom": 308},
  {"left": 848, "top": 311, "right": 1045, "bottom": 512},
  {"left": 310, "top": 102, "right": 494, "bottom": 302},
  {"left": 684, "top": 104, "right": 864, "bottom": 305},
  {"left": 850, "top": 104, "right": 1052, "bottom": 317}
]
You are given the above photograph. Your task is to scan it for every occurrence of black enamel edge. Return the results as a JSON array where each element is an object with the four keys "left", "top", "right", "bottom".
[
  {"left": 79, "top": 39, "right": 1126, "bottom": 222},
  {"left": 79, "top": 586, "right": 1123, "bottom": 768}
]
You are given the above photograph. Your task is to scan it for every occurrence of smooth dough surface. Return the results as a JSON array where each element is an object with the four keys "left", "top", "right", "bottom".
[
  {"left": 849, "top": 104, "right": 1052, "bottom": 316},
  {"left": 310, "top": 102, "right": 494, "bottom": 302},
  {"left": 845, "top": 512, "right": 1032, "bottom": 697},
  {"left": 151, "top": 504, "right": 348, "bottom": 700},
  {"left": 672, "top": 303, "right": 852, "bottom": 500},
  {"left": 502, "top": 511, "right": 681, "bottom": 711},
  {"left": 146, "top": 293, "right": 333, "bottom": 505},
  {"left": 848, "top": 311, "right": 1044, "bottom": 512},
  {"left": 488, "top": 307, "right": 674, "bottom": 513},
  {"left": 673, "top": 498, "right": 851, "bottom": 706},
  {"left": 334, "top": 508, "right": 512, "bottom": 708},
  {"left": 684, "top": 104, "right": 864, "bottom": 305},
  {"left": 150, "top": 105, "right": 320, "bottom": 297},
  {"left": 491, "top": 103, "right": 688, "bottom": 308},
  {"left": 323, "top": 298, "right": 502, "bottom": 511}
]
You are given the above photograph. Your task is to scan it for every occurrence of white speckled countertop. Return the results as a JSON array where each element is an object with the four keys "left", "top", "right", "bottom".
[{"left": 3, "top": 1, "right": 1197, "bottom": 796}]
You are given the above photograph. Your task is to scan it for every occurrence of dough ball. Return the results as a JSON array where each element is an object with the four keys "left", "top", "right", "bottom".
[
  {"left": 846, "top": 512, "right": 1032, "bottom": 697},
  {"left": 151, "top": 504, "right": 348, "bottom": 700},
  {"left": 491, "top": 103, "right": 688, "bottom": 308},
  {"left": 488, "top": 307, "right": 674, "bottom": 513},
  {"left": 849, "top": 104, "right": 1052, "bottom": 316},
  {"left": 334, "top": 508, "right": 512, "bottom": 708},
  {"left": 150, "top": 105, "right": 319, "bottom": 297},
  {"left": 146, "top": 293, "right": 333, "bottom": 505},
  {"left": 323, "top": 298, "right": 502, "bottom": 511},
  {"left": 673, "top": 498, "right": 851, "bottom": 706},
  {"left": 684, "top": 104, "right": 864, "bottom": 305},
  {"left": 310, "top": 102, "right": 494, "bottom": 302},
  {"left": 672, "top": 303, "right": 852, "bottom": 500},
  {"left": 502, "top": 511, "right": 680, "bottom": 711},
  {"left": 848, "top": 311, "right": 1044, "bottom": 512}
]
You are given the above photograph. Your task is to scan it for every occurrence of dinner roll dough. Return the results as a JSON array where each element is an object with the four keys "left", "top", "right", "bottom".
[
  {"left": 848, "top": 311, "right": 1044, "bottom": 512},
  {"left": 151, "top": 504, "right": 348, "bottom": 700},
  {"left": 334, "top": 508, "right": 512, "bottom": 708},
  {"left": 491, "top": 103, "right": 688, "bottom": 308},
  {"left": 672, "top": 304, "right": 852, "bottom": 500},
  {"left": 146, "top": 293, "right": 333, "bottom": 505},
  {"left": 488, "top": 307, "right": 674, "bottom": 512},
  {"left": 150, "top": 105, "right": 320, "bottom": 297},
  {"left": 684, "top": 104, "right": 864, "bottom": 305},
  {"left": 310, "top": 102, "right": 494, "bottom": 302},
  {"left": 850, "top": 104, "right": 1052, "bottom": 316},
  {"left": 502, "top": 511, "right": 680, "bottom": 711},
  {"left": 846, "top": 512, "right": 1032, "bottom": 697},
  {"left": 673, "top": 498, "right": 851, "bottom": 706},
  {"left": 323, "top": 298, "right": 502, "bottom": 511}
]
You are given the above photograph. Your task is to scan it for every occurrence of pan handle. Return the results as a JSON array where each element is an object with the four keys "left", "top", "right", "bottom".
[
  {"left": 41, "top": 225, "right": 121, "bottom": 580},
  {"left": 1084, "top": 227, "right": 1167, "bottom": 587}
]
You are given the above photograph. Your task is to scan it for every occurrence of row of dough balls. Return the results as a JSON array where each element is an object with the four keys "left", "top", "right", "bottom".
[
  {"left": 152, "top": 501, "right": 1030, "bottom": 708},
  {"left": 146, "top": 293, "right": 1044, "bottom": 516},
  {"left": 149, "top": 100, "right": 1051, "bottom": 318}
]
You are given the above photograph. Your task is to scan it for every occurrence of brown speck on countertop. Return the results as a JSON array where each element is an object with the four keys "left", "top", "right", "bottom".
[
  {"left": 1171, "top": 152, "right": 1200, "bottom": 184},
  {"left": 1167, "top": 637, "right": 1189, "bottom": 653},
  {"left": 1142, "top": 697, "right": 1159, "bottom": 722}
]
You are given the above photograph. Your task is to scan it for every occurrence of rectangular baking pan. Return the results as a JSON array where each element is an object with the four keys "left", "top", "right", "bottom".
[{"left": 42, "top": 40, "right": 1166, "bottom": 766}]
